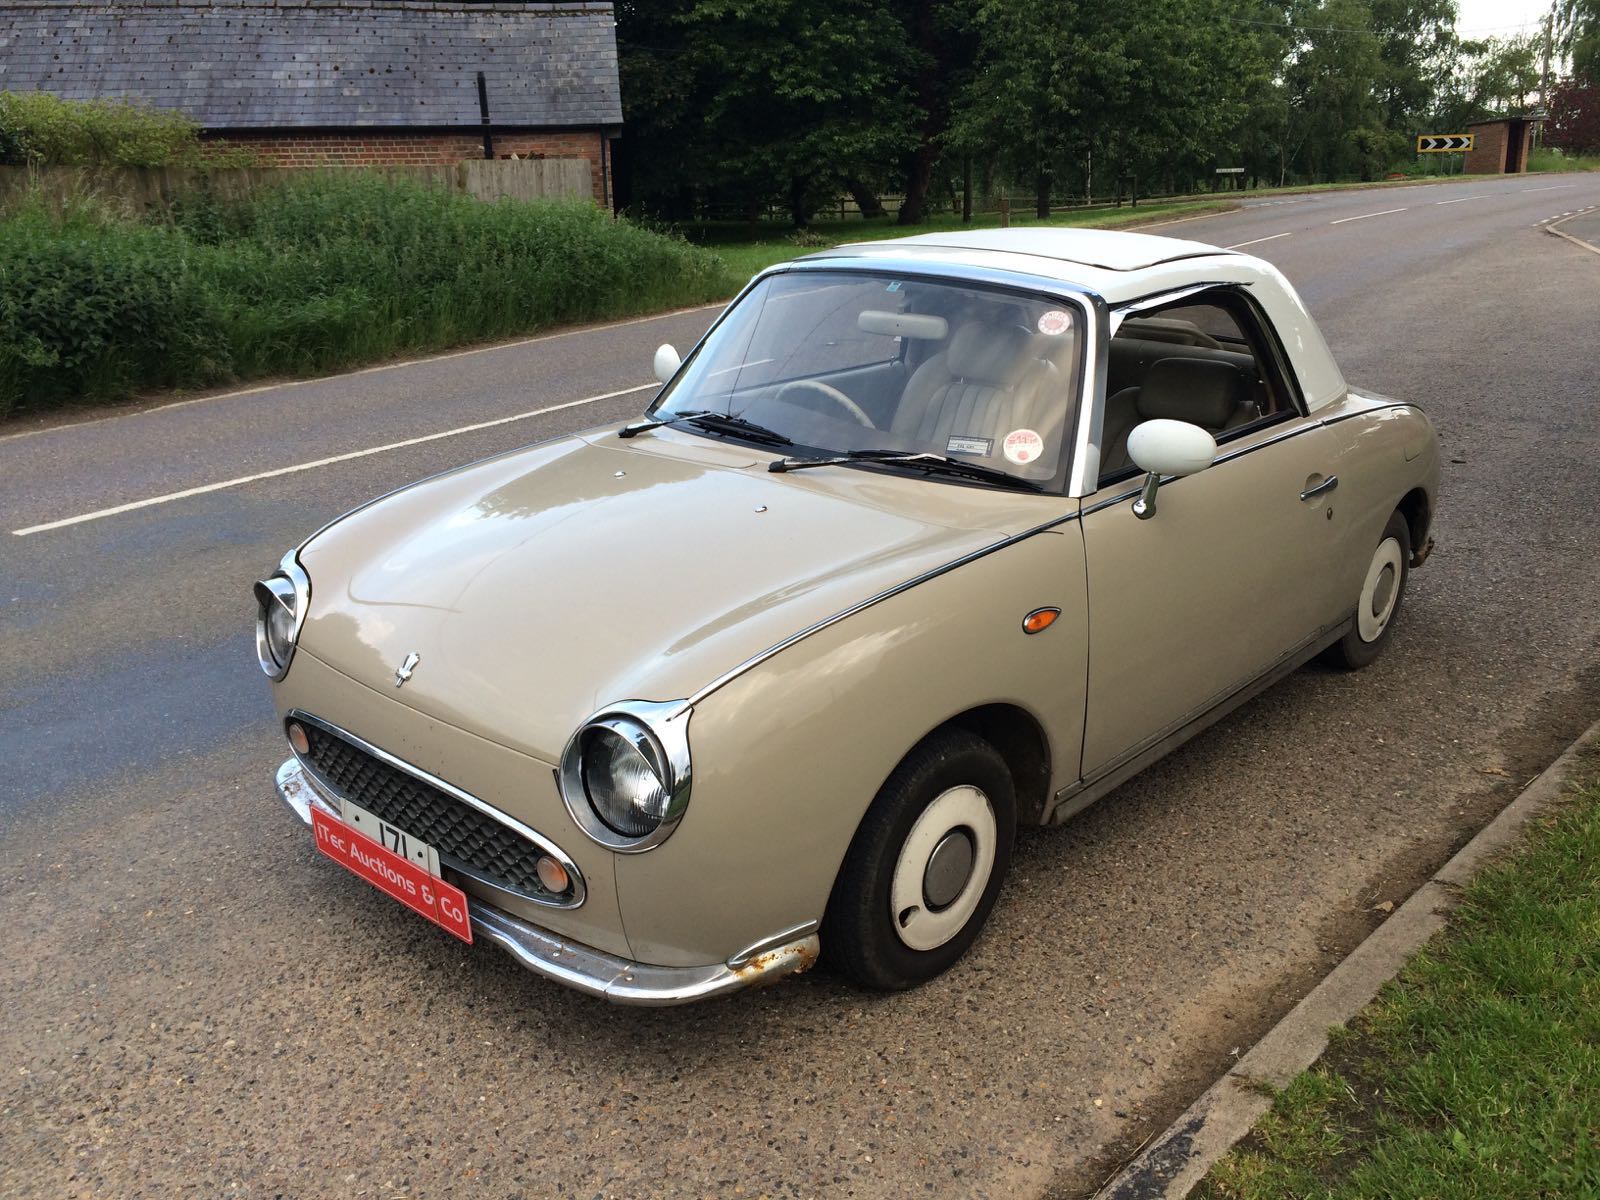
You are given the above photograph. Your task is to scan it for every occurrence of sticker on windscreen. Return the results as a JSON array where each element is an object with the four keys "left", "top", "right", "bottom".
[
  {"left": 947, "top": 435, "right": 993, "bottom": 457},
  {"left": 1003, "top": 428, "right": 1044, "bottom": 465},
  {"left": 1036, "top": 309, "right": 1072, "bottom": 336}
]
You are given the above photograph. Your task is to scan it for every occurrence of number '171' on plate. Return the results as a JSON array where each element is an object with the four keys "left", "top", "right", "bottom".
[{"left": 310, "top": 805, "right": 472, "bottom": 943}]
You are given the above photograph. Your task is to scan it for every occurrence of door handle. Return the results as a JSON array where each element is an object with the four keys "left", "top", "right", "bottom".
[{"left": 1300, "top": 475, "right": 1338, "bottom": 501}]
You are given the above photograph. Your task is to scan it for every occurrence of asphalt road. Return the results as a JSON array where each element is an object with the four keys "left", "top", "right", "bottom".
[{"left": 4, "top": 174, "right": 1599, "bottom": 1199}]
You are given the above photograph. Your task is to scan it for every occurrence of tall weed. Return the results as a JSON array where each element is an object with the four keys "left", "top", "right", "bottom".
[{"left": 0, "top": 173, "right": 736, "bottom": 414}]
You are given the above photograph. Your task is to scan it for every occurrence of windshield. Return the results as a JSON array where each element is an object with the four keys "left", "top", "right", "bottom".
[{"left": 653, "top": 270, "right": 1084, "bottom": 485}]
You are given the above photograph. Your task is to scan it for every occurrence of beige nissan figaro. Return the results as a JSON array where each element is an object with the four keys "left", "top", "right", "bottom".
[{"left": 256, "top": 228, "right": 1439, "bottom": 1004}]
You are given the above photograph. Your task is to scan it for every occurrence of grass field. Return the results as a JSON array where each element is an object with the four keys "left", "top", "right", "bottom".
[{"left": 1196, "top": 749, "right": 1600, "bottom": 1199}]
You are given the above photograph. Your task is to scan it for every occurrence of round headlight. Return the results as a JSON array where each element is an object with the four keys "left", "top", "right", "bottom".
[
  {"left": 264, "top": 593, "right": 296, "bottom": 666},
  {"left": 559, "top": 703, "right": 693, "bottom": 852},
  {"left": 253, "top": 564, "right": 308, "bottom": 680},
  {"left": 580, "top": 721, "right": 671, "bottom": 838}
]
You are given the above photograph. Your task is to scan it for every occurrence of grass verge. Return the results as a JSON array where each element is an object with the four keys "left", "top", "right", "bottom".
[
  {"left": 1196, "top": 748, "right": 1600, "bottom": 1199},
  {"left": 0, "top": 173, "right": 736, "bottom": 417}
]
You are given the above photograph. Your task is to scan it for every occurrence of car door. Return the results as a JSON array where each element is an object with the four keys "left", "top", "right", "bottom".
[{"left": 1077, "top": 293, "right": 1353, "bottom": 780}]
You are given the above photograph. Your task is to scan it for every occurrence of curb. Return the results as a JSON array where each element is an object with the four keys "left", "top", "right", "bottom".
[
  {"left": 1542, "top": 206, "right": 1600, "bottom": 257},
  {"left": 1093, "top": 715, "right": 1600, "bottom": 1200}
]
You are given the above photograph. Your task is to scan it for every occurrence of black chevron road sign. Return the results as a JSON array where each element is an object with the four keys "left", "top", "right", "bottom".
[{"left": 1417, "top": 134, "right": 1474, "bottom": 152}]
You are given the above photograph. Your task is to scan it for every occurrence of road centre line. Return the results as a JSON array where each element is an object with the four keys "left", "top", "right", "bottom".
[
  {"left": 1521, "top": 184, "right": 1575, "bottom": 192},
  {"left": 1223, "top": 232, "right": 1293, "bottom": 250},
  {"left": 1329, "top": 207, "right": 1408, "bottom": 225},
  {"left": 0, "top": 303, "right": 725, "bottom": 447},
  {"left": 1435, "top": 195, "right": 1488, "bottom": 205},
  {"left": 11, "top": 383, "right": 656, "bottom": 537}
]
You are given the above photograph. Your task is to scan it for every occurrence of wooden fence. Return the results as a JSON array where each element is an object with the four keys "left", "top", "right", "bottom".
[{"left": 0, "top": 158, "right": 593, "bottom": 215}]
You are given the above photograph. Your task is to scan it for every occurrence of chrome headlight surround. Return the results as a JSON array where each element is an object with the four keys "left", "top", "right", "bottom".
[
  {"left": 559, "top": 701, "right": 693, "bottom": 853},
  {"left": 253, "top": 555, "right": 310, "bottom": 680}
]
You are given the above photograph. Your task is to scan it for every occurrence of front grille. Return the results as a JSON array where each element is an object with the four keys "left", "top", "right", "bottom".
[{"left": 298, "top": 720, "right": 564, "bottom": 902}]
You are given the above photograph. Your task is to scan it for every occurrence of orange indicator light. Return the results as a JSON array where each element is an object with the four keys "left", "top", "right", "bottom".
[
  {"left": 287, "top": 721, "right": 311, "bottom": 755},
  {"left": 535, "top": 856, "right": 571, "bottom": 894},
  {"left": 1022, "top": 607, "right": 1060, "bottom": 635}
]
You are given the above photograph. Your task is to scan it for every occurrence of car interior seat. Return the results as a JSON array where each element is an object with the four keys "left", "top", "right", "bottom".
[
  {"left": 890, "top": 321, "right": 1053, "bottom": 455},
  {"left": 1098, "top": 357, "right": 1260, "bottom": 479}
]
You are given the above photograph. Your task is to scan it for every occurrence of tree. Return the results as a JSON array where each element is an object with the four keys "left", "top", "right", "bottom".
[
  {"left": 952, "top": 0, "right": 1260, "bottom": 214},
  {"left": 1547, "top": 76, "right": 1600, "bottom": 151},
  {"left": 615, "top": 0, "right": 918, "bottom": 226},
  {"left": 1556, "top": 0, "right": 1600, "bottom": 81},
  {"left": 1279, "top": 0, "right": 1386, "bottom": 182}
]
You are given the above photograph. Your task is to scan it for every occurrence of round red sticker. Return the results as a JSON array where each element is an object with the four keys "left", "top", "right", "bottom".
[
  {"left": 1036, "top": 310, "right": 1072, "bottom": 336},
  {"left": 1003, "top": 428, "right": 1044, "bottom": 465}
]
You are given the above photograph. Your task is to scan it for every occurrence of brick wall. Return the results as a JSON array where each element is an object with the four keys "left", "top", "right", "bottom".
[
  {"left": 1465, "top": 120, "right": 1534, "bottom": 175},
  {"left": 205, "top": 128, "right": 610, "bottom": 203},
  {"left": 1465, "top": 123, "right": 1509, "bottom": 174}
]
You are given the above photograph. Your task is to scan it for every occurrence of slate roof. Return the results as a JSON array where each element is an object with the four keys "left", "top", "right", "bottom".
[{"left": 0, "top": 1, "right": 622, "bottom": 129}]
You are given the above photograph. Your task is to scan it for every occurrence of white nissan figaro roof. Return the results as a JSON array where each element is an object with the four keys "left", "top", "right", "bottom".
[{"left": 802, "top": 227, "right": 1349, "bottom": 413}]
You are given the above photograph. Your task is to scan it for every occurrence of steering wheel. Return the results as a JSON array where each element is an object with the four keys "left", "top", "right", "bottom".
[{"left": 774, "top": 379, "right": 875, "bottom": 428}]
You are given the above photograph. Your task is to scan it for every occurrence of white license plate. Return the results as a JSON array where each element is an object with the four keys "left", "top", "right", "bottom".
[{"left": 337, "top": 799, "right": 442, "bottom": 878}]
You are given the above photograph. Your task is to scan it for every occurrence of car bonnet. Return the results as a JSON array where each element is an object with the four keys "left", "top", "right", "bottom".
[{"left": 292, "top": 432, "right": 1047, "bottom": 764}]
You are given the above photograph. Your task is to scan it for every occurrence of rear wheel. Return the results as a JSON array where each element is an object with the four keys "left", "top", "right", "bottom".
[
  {"left": 822, "top": 729, "right": 1015, "bottom": 990},
  {"left": 1328, "top": 510, "right": 1411, "bottom": 670}
]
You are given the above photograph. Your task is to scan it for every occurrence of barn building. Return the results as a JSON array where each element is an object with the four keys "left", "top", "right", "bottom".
[{"left": 0, "top": 0, "right": 623, "bottom": 203}]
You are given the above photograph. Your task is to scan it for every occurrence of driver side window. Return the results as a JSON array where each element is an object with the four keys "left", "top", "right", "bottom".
[{"left": 1097, "top": 290, "right": 1297, "bottom": 487}]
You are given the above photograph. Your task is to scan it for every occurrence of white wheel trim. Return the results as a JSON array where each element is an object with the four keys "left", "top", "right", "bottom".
[
  {"left": 1358, "top": 536, "right": 1405, "bottom": 643},
  {"left": 889, "top": 785, "right": 997, "bottom": 952}
]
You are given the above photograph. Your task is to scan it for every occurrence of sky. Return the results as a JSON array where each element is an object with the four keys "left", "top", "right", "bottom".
[{"left": 1454, "top": 0, "right": 1552, "bottom": 40}]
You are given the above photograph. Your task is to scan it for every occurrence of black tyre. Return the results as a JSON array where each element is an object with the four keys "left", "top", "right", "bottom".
[
  {"left": 1327, "top": 510, "right": 1411, "bottom": 670},
  {"left": 821, "top": 728, "right": 1016, "bottom": 990}
]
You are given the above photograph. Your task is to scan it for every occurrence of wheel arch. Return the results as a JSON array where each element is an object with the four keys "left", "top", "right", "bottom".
[
  {"left": 936, "top": 703, "right": 1054, "bottom": 827},
  {"left": 1396, "top": 487, "right": 1430, "bottom": 555}
]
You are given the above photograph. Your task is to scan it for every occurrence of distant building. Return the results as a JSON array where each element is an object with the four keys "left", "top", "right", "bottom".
[
  {"left": 1464, "top": 117, "right": 1541, "bottom": 176},
  {"left": 0, "top": 0, "right": 623, "bottom": 203}
]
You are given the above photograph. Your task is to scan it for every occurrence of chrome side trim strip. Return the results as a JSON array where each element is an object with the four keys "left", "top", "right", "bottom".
[
  {"left": 1080, "top": 419, "right": 1322, "bottom": 517},
  {"left": 276, "top": 759, "right": 819, "bottom": 1005},
  {"left": 285, "top": 710, "right": 587, "bottom": 910},
  {"left": 680, "top": 509, "right": 1081, "bottom": 711},
  {"left": 1321, "top": 402, "right": 1415, "bottom": 426}
]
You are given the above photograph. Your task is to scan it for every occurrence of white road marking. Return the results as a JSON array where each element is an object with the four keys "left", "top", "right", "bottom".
[
  {"left": 1522, "top": 185, "right": 1575, "bottom": 193},
  {"left": 12, "top": 383, "right": 656, "bottom": 537},
  {"left": 1329, "top": 207, "right": 1409, "bottom": 225},
  {"left": 1224, "top": 232, "right": 1294, "bottom": 250},
  {"left": 0, "top": 303, "right": 725, "bottom": 447},
  {"left": 1132, "top": 207, "right": 1239, "bottom": 229},
  {"left": 1435, "top": 195, "right": 1488, "bottom": 205}
]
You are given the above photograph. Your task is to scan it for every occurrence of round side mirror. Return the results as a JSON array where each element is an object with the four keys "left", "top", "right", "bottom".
[
  {"left": 1126, "top": 418, "right": 1217, "bottom": 478},
  {"left": 653, "top": 343, "right": 682, "bottom": 385}
]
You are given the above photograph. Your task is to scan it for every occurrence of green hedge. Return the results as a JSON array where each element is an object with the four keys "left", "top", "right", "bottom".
[
  {"left": 0, "top": 91, "right": 209, "bottom": 168},
  {"left": 0, "top": 174, "right": 737, "bottom": 415}
]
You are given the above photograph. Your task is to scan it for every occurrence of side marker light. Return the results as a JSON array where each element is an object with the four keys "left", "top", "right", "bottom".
[{"left": 1022, "top": 608, "right": 1060, "bottom": 635}]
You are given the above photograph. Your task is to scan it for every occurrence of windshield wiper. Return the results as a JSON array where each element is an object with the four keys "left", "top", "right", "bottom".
[
  {"left": 618, "top": 410, "right": 793, "bottom": 448},
  {"left": 769, "top": 449, "right": 1043, "bottom": 492},
  {"left": 617, "top": 409, "right": 711, "bottom": 438}
]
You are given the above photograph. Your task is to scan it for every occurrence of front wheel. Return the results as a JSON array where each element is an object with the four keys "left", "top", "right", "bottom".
[
  {"left": 1327, "top": 510, "right": 1411, "bottom": 670},
  {"left": 822, "top": 729, "right": 1016, "bottom": 990}
]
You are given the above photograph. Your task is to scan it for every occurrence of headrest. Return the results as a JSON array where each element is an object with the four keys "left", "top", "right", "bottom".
[
  {"left": 946, "top": 321, "right": 1033, "bottom": 385},
  {"left": 1136, "top": 357, "right": 1245, "bottom": 429}
]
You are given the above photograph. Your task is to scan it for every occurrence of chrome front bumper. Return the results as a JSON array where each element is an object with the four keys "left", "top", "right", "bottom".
[{"left": 275, "top": 758, "right": 819, "bottom": 1005}]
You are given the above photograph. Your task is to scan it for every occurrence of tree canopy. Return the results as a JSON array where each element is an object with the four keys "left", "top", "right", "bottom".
[{"left": 615, "top": 0, "right": 1583, "bottom": 225}]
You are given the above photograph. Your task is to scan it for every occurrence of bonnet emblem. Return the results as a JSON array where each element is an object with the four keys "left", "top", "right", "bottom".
[{"left": 394, "top": 652, "right": 421, "bottom": 688}]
